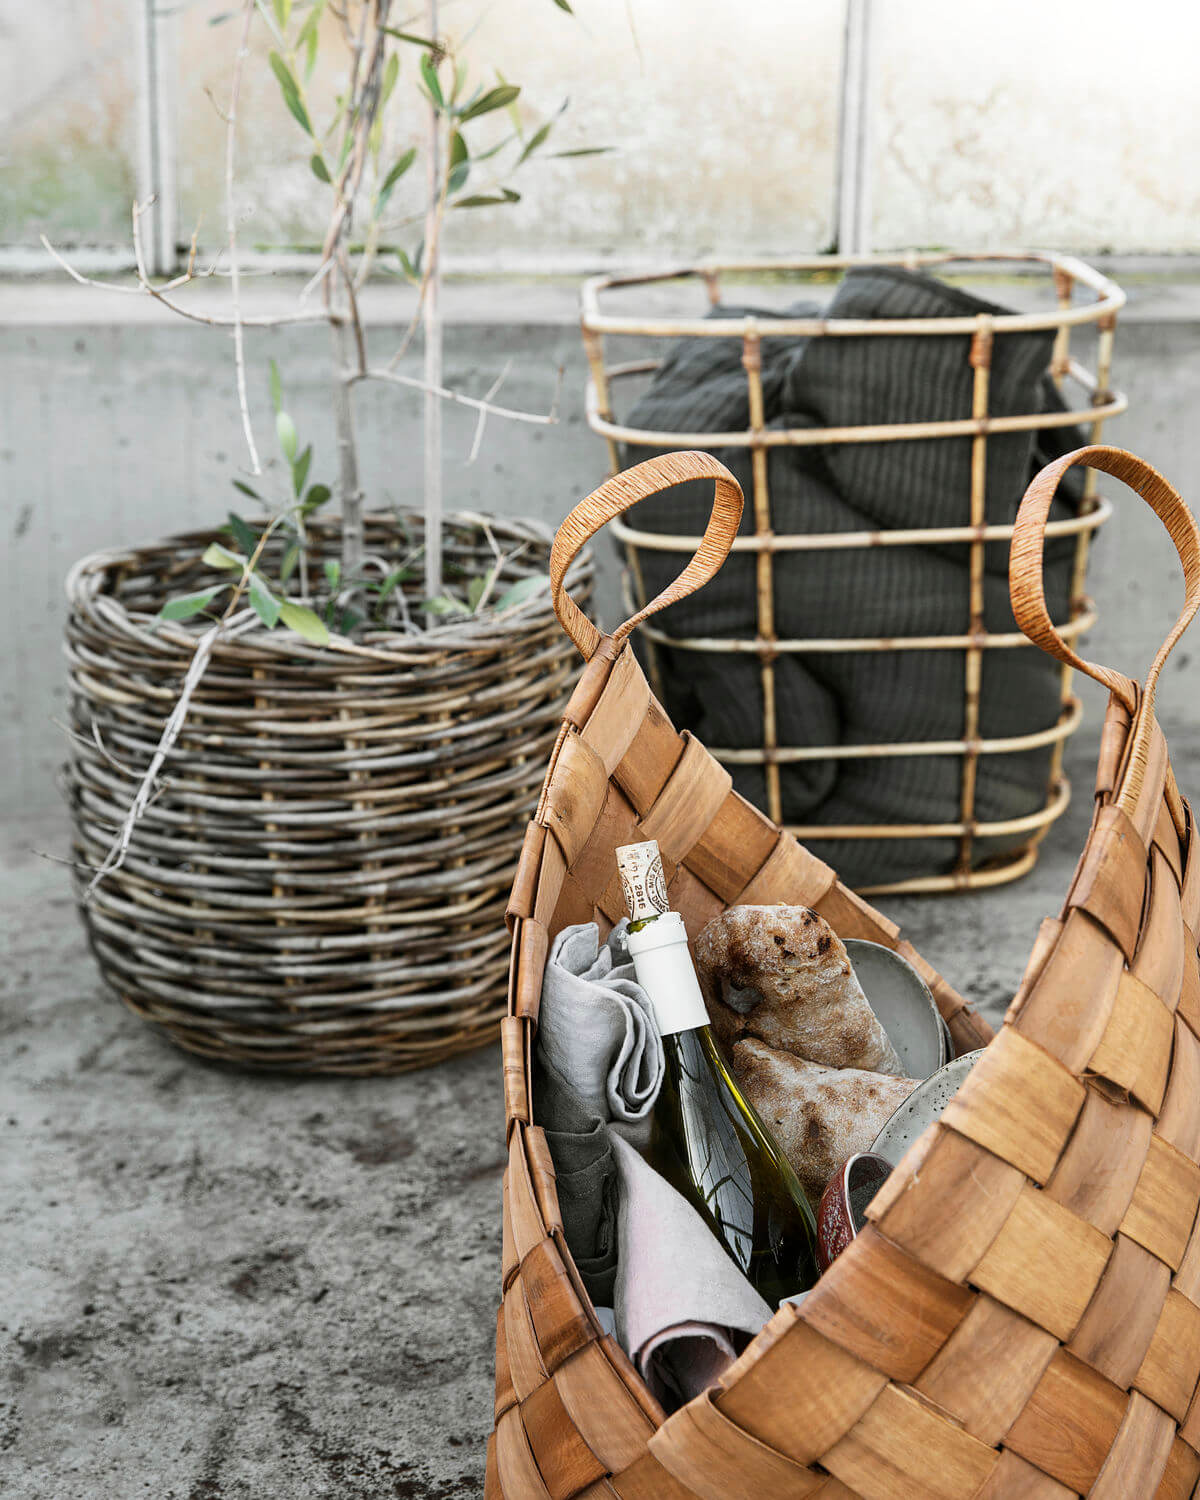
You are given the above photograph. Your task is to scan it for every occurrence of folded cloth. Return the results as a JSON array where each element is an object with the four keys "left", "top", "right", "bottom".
[
  {"left": 534, "top": 922, "right": 774, "bottom": 1407},
  {"left": 621, "top": 270, "right": 1089, "bottom": 887},
  {"left": 608, "top": 1131, "right": 772, "bottom": 1409},
  {"left": 536, "top": 921, "right": 663, "bottom": 1128},
  {"left": 534, "top": 1061, "right": 619, "bottom": 1305}
]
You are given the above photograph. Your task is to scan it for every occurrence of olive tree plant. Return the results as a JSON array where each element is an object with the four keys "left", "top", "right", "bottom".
[{"left": 47, "top": 0, "right": 603, "bottom": 893}]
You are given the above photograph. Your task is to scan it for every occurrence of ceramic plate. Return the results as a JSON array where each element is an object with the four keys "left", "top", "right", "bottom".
[
  {"left": 870, "top": 1049, "right": 986, "bottom": 1166},
  {"left": 845, "top": 938, "right": 947, "bottom": 1081}
]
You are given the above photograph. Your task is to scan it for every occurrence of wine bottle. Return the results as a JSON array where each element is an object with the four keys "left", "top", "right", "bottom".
[{"left": 616, "top": 840, "right": 820, "bottom": 1304}]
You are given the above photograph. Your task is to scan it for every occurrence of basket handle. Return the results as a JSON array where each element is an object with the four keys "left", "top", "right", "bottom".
[
  {"left": 1011, "top": 444, "right": 1200, "bottom": 798},
  {"left": 549, "top": 451, "right": 744, "bottom": 660}
]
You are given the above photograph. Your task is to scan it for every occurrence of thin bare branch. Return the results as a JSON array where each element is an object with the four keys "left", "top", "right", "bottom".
[
  {"left": 466, "top": 358, "right": 512, "bottom": 465},
  {"left": 40, "top": 233, "right": 326, "bottom": 329},
  {"left": 82, "top": 512, "right": 287, "bottom": 900},
  {"left": 52, "top": 718, "right": 143, "bottom": 779},
  {"left": 356, "top": 364, "right": 560, "bottom": 428},
  {"left": 473, "top": 540, "right": 530, "bottom": 614},
  {"left": 82, "top": 607, "right": 259, "bottom": 900}
]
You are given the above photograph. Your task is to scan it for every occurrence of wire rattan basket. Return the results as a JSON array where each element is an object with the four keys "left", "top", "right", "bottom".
[
  {"left": 64, "top": 511, "right": 590, "bottom": 1073},
  {"left": 580, "top": 252, "right": 1127, "bottom": 893},
  {"left": 489, "top": 446, "right": 1200, "bottom": 1500}
]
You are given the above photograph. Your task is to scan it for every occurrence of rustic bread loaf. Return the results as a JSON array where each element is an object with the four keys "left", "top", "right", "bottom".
[
  {"left": 731, "top": 1038, "right": 917, "bottom": 1204},
  {"left": 695, "top": 904, "right": 903, "bottom": 1074}
]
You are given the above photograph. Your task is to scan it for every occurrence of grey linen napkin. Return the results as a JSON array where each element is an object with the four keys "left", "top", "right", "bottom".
[
  {"left": 536, "top": 922, "right": 663, "bottom": 1128},
  {"left": 535, "top": 921, "right": 772, "bottom": 1408}
]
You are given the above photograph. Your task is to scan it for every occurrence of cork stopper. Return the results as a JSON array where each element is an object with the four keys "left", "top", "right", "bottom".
[{"left": 616, "top": 840, "right": 670, "bottom": 922}]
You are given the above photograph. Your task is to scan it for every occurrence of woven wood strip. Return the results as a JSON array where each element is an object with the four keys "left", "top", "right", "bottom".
[
  {"left": 915, "top": 1295, "right": 1057, "bottom": 1447},
  {"left": 1182, "top": 808, "right": 1200, "bottom": 931},
  {"left": 865, "top": 1125, "right": 1025, "bottom": 1282},
  {"left": 1089, "top": 1391, "right": 1176, "bottom": 1499},
  {"left": 1158, "top": 1437, "right": 1200, "bottom": 1499},
  {"left": 821, "top": 1382, "right": 999, "bottom": 1500},
  {"left": 649, "top": 1391, "right": 826, "bottom": 1499},
  {"left": 940, "top": 1025, "right": 1085, "bottom": 1183},
  {"left": 1068, "top": 1232, "right": 1170, "bottom": 1387},
  {"left": 1004, "top": 1349, "right": 1127, "bottom": 1492},
  {"left": 1159, "top": 1017, "right": 1200, "bottom": 1162},
  {"left": 977, "top": 1450, "right": 1075, "bottom": 1499},
  {"left": 1179, "top": 937, "right": 1200, "bottom": 1038},
  {"left": 713, "top": 1308, "right": 887, "bottom": 1467},
  {"left": 1065, "top": 804, "right": 1150, "bottom": 960},
  {"left": 640, "top": 733, "right": 733, "bottom": 865},
  {"left": 1009, "top": 908, "right": 1125, "bottom": 1072},
  {"left": 802, "top": 1226, "right": 973, "bottom": 1383},
  {"left": 552, "top": 1343, "right": 659, "bottom": 1473},
  {"left": 1044, "top": 1087, "right": 1153, "bottom": 1234},
  {"left": 1133, "top": 849, "right": 1186, "bottom": 1008},
  {"left": 489, "top": 445, "right": 1200, "bottom": 1498}
]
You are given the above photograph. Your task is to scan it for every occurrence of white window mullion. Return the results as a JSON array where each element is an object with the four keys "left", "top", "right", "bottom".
[
  {"left": 835, "top": 0, "right": 877, "bottom": 256},
  {"left": 135, "top": 0, "right": 178, "bottom": 275}
]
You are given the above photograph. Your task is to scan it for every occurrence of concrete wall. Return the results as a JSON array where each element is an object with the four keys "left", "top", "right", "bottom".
[
  {"left": 4, "top": 1, "right": 1198, "bottom": 264},
  {"left": 6, "top": 271, "right": 1200, "bottom": 823}
]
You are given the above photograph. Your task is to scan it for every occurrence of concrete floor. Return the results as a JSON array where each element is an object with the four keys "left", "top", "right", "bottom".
[
  {"left": 1, "top": 712, "right": 1126, "bottom": 1500},
  {"left": 2, "top": 818, "right": 505, "bottom": 1500}
]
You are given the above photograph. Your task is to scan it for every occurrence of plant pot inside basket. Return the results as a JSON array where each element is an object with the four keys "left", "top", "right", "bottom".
[{"left": 64, "top": 510, "right": 591, "bottom": 1073}]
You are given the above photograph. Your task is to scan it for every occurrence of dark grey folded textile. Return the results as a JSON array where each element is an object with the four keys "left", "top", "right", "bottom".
[
  {"left": 533, "top": 1060, "right": 619, "bottom": 1304},
  {"left": 621, "top": 269, "right": 1088, "bottom": 886}
]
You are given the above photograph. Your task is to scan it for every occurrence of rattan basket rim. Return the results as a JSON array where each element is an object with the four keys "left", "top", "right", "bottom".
[
  {"left": 580, "top": 248, "right": 1125, "bottom": 338},
  {"left": 65, "top": 508, "right": 591, "bottom": 664}
]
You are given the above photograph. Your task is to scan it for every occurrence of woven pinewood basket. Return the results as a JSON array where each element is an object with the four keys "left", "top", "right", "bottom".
[
  {"left": 64, "top": 511, "right": 591, "bottom": 1073},
  {"left": 581, "top": 252, "right": 1127, "bottom": 895},
  {"left": 490, "top": 447, "right": 1200, "bottom": 1498}
]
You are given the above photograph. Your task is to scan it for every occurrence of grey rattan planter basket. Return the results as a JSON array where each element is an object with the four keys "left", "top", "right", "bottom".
[{"left": 64, "top": 511, "right": 591, "bottom": 1073}]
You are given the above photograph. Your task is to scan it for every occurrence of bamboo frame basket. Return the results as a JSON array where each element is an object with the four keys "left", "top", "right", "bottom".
[
  {"left": 580, "top": 252, "right": 1127, "bottom": 894},
  {"left": 489, "top": 447, "right": 1200, "bottom": 1499}
]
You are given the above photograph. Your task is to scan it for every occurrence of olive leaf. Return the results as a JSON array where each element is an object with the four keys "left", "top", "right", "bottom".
[
  {"left": 158, "top": 586, "right": 226, "bottom": 622},
  {"left": 227, "top": 512, "right": 258, "bottom": 555},
  {"left": 378, "top": 148, "right": 417, "bottom": 212},
  {"left": 268, "top": 52, "right": 313, "bottom": 136},
  {"left": 248, "top": 573, "right": 282, "bottom": 628},
  {"left": 493, "top": 573, "right": 550, "bottom": 611},
  {"left": 203, "top": 542, "right": 245, "bottom": 571},
  {"left": 457, "top": 84, "right": 520, "bottom": 124},
  {"left": 276, "top": 410, "right": 298, "bottom": 463},
  {"left": 279, "top": 600, "right": 330, "bottom": 644}
]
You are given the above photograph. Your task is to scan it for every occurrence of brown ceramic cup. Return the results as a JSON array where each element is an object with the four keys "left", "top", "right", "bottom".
[{"left": 816, "top": 1151, "right": 893, "bottom": 1272}]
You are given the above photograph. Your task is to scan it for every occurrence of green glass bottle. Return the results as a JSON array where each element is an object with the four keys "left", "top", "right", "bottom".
[{"left": 616, "top": 840, "right": 820, "bottom": 1305}]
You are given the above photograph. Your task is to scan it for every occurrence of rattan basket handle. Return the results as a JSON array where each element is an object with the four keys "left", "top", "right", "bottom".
[
  {"left": 550, "top": 451, "right": 744, "bottom": 660},
  {"left": 1012, "top": 444, "right": 1200, "bottom": 803}
]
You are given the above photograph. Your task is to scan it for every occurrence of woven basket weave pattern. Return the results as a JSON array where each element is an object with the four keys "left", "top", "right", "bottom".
[
  {"left": 489, "top": 447, "right": 1200, "bottom": 1498},
  {"left": 65, "top": 512, "right": 591, "bottom": 1073}
]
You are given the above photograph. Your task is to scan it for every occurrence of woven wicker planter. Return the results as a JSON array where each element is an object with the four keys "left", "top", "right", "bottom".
[
  {"left": 490, "top": 449, "right": 1200, "bottom": 1498},
  {"left": 581, "top": 252, "right": 1127, "bottom": 894},
  {"left": 64, "top": 511, "right": 591, "bottom": 1073}
]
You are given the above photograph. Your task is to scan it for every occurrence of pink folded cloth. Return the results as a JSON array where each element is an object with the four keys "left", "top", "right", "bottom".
[{"left": 608, "top": 1132, "right": 772, "bottom": 1408}]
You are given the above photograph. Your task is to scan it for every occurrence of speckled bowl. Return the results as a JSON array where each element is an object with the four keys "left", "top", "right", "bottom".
[
  {"left": 870, "top": 1049, "right": 987, "bottom": 1166},
  {"left": 816, "top": 1151, "right": 894, "bottom": 1272},
  {"left": 844, "top": 938, "right": 947, "bottom": 1080}
]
